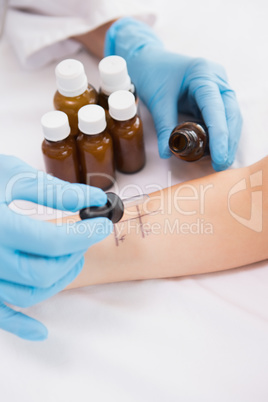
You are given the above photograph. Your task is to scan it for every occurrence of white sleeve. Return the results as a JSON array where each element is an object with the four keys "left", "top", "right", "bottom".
[{"left": 5, "top": 0, "right": 156, "bottom": 69}]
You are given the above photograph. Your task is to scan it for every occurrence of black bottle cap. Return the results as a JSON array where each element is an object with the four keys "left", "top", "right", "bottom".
[{"left": 79, "top": 192, "right": 124, "bottom": 224}]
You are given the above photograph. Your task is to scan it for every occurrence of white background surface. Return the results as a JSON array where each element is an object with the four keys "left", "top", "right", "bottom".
[{"left": 0, "top": 0, "right": 268, "bottom": 401}]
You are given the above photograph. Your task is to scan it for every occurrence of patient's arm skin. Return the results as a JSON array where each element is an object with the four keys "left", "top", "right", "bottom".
[{"left": 58, "top": 157, "right": 267, "bottom": 289}]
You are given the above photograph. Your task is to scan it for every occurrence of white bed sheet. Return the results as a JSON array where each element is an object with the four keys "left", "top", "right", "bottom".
[{"left": 0, "top": 0, "right": 268, "bottom": 401}]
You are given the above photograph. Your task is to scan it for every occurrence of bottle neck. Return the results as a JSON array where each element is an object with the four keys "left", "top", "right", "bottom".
[
  {"left": 112, "top": 114, "right": 137, "bottom": 124},
  {"left": 57, "top": 85, "right": 88, "bottom": 98},
  {"left": 80, "top": 130, "right": 105, "bottom": 138},
  {"left": 100, "top": 83, "right": 136, "bottom": 97},
  {"left": 45, "top": 137, "right": 69, "bottom": 144},
  {"left": 169, "top": 129, "right": 199, "bottom": 156}
]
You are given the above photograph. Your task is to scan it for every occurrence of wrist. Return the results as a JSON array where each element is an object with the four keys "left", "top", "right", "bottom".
[{"left": 73, "top": 20, "right": 117, "bottom": 59}]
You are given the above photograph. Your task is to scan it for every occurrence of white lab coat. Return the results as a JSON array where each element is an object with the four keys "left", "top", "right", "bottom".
[{"left": 6, "top": 0, "right": 156, "bottom": 69}]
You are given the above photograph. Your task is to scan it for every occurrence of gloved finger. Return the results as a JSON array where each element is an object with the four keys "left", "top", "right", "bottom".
[
  {"left": 0, "top": 302, "right": 48, "bottom": 341},
  {"left": 190, "top": 79, "right": 229, "bottom": 166},
  {"left": 1, "top": 206, "right": 113, "bottom": 256},
  {"left": 149, "top": 94, "right": 177, "bottom": 159},
  {"left": 0, "top": 247, "right": 86, "bottom": 288},
  {"left": 104, "top": 17, "right": 163, "bottom": 58},
  {"left": 221, "top": 90, "right": 243, "bottom": 166},
  {"left": 4, "top": 166, "right": 107, "bottom": 212},
  {"left": 0, "top": 256, "right": 84, "bottom": 308}
]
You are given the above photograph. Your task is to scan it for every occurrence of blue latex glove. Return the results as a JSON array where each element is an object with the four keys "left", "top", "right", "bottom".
[
  {"left": 0, "top": 155, "right": 113, "bottom": 341},
  {"left": 105, "top": 17, "right": 243, "bottom": 171}
]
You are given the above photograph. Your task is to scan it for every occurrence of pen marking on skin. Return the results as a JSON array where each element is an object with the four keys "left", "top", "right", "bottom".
[
  {"left": 136, "top": 205, "right": 145, "bottom": 238},
  {"left": 119, "top": 209, "right": 161, "bottom": 224},
  {"left": 113, "top": 209, "right": 162, "bottom": 247},
  {"left": 113, "top": 224, "right": 119, "bottom": 247},
  {"left": 119, "top": 234, "right": 126, "bottom": 244}
]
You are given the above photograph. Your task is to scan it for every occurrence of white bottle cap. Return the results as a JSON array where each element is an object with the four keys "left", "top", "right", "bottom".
[
  {"left": 108, "top": 90, "right": 137, "bottom": 121},
  {"left": 41, "top": 111, "right": 70, "bottom": 141},
  {"left": 98, "top": 55, "right": 132, "bottom": 95},
  {"left": 55, "top": 59, "right": 88, "bottom": 97},
  {"left": 78, "top": 105, "right": 107, "bottom": 135}
]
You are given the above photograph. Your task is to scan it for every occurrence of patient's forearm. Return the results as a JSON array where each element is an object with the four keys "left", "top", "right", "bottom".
[{"left": 63, "top": 157, "right": 267, "bottom": 289}]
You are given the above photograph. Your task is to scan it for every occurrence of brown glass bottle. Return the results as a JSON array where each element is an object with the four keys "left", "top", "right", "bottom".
[
  {"left": 77, "top": 105, "right": 115, "bottom": 190},
  {"left": 53, "top": 59, "right": 98, "bottom": 137},
  {"left": 41, "top": 111, "right": 80, "bottom": 183},
  {"left": 108, "top": 90, "right": 145, "bottom": 173},
  {"left": 98, "top": 87, "right": 137, "bottom": 111},
  {"left": 98, "top": 55, "right": 137, "bottom": 111},
  {"left": 54, "top": 85, "right": 98, "bottom": 137},
  {"left": 169, "top": 122, "right": 209, "bottom": 162}
]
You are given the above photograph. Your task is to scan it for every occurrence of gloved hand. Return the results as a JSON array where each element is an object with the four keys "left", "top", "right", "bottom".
[
  {"left": 0, "top": 155, "right": 113, "bottom": 341},
  {"left": 105, "top": 17, "right": 243, "bottom": 171}
]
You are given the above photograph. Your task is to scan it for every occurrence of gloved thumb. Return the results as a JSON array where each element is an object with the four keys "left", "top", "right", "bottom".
[
  {"left": 149, "top": 96, "right": 178, "bottom": 159},
  {"left": 0, "top": 302, "right": 48, "bottom": 341}
]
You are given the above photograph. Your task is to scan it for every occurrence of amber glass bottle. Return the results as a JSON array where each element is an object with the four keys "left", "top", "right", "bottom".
[
  {"left": 108, "top": 90, "right": 145, "bottom": 173},
  {"left": 41, "top": 111, "right": 80, "bottom": 183},
  {"left": 53, "top": 59, "right": 98, "bottom": 137},
  {"left": 98, "top": 56, "right": 137, "bottom": 111},
  {"left": 169, "top": 122, "right": 209, "bottom": 162},
  {"left": 77, "top": 105, "right": 115, "bottom": 190}
]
